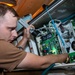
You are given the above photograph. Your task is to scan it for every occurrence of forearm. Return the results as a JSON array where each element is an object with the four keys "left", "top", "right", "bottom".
[
  {"left": 17, "top": 25, "right": 34, "bottom": 50},
  {"left": 16, "top": 37, "right": 28, "bottom": 49},
  {"left": 40, "top": 53, "right": 68, "bottom": 69},
  {"left": 26, "top": 54, "right": 68, "bottom": 69},
  {"left": 17, "top": 53, "right": 68, "bottom": 70}
]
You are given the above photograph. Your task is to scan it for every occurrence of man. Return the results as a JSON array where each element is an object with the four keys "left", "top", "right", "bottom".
[{"left": 0, "top": 4, "right": 68, "bottom": 72}]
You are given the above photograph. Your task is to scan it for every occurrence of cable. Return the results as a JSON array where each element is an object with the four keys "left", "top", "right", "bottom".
[
  {"left": 45, "top": 6, "right": 65, "bottom": 46},
  {"left": 41, "top": 6, "right": 65, "bottom": 75},
  {"left": 61, "top": 14, "right": 75, "bottom": 23},
  {"left": 42, "top": 6, "right": 68, "bottom": 75},
  {"left": 42, "top": 63, "right": 55, "bottom": 75}
]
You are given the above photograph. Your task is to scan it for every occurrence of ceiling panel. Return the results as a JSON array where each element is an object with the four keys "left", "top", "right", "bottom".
[{"left": 14, "top": 0, "right": 53, "bottom": 17}]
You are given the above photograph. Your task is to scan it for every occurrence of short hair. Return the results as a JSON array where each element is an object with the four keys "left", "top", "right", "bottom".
[{"left": 0, "top": 4, "right": 19, "bottom": 17}]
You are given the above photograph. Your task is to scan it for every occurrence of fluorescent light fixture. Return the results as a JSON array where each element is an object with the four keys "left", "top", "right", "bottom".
[{"left": 0, "top": 0, "right": 16, "bottom": 7}]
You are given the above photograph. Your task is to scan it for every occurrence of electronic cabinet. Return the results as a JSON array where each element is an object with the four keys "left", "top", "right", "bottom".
[
  {"left": 28, "top": 0, "right": 75, "bottom": 68},
  {"left": 15, "top": 0, "right": 75, "bottom": 69}
]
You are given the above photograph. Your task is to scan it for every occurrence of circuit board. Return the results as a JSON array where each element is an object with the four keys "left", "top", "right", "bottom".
[{"left": 35, "top": 23, "right": 62, "bottom": 56}]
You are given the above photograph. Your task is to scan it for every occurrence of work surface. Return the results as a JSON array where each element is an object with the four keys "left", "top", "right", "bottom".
[{"left": 0, "top": 68, "right": 75, "bottom": 75}]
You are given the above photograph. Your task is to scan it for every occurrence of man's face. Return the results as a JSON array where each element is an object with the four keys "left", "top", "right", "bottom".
[{"left": 0, "top": 11, "right": 18, "bottom": 42}]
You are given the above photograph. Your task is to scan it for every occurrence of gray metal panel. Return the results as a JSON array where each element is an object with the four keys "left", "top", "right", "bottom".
[{"left": 29, "top": 0, "right": 75, "bottom": 28}]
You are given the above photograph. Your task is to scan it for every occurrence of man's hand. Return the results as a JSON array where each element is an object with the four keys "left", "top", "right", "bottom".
[
  {"left": 17, "top": 25, "right": 35, "bottom": 49},
  {"left": 23, "top": 25, "right": 35, "bottom": 40}
]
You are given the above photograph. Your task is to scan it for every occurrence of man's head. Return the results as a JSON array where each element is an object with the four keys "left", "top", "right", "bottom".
[{"left": 0, "top": 4, "right": 19, "bottom": 42}]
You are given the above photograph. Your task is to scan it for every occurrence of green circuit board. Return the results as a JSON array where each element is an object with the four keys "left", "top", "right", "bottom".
[
  {"left": 40, "top": 32, "right": 61, "bottom": 56},
  {"left": 69, "top": 52, "right": 75, "bottom": 63}
]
